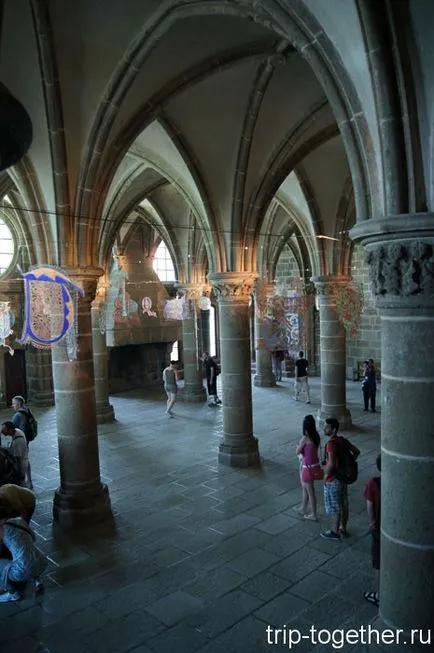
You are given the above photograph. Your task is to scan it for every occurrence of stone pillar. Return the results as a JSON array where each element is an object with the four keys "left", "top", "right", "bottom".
[
  {"left": 91, "top": 279, "right": 115, "bottom": 423},
  {"left": 254, "top": 282, "right": 275, "bottom": 387},
  {"left": 311, "top": 275, "right": 352, "bottom": 429},
  {"left": 350, "top": 217, "right": 434, "bottom": 638},
  {"left": 200, "top": 308, "right": 211, "bottom": 355},
  {"left": 51, "top": 267, "right": 111, "bottom": 527},
  {"left": 178, "top": 284, "right": 206, "bottom": 403},
  {"left": 208, "top": 272, "right": 259, "bottom": 467},
  {"left": 26, "top": 347, "right": 55, "bottom": 406}
]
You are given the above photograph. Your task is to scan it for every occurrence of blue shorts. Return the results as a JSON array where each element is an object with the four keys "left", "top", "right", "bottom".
[{"left": 324, "top": 479, "right": 343, "bottom": 516}]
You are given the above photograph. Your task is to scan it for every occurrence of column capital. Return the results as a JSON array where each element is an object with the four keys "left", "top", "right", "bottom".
[
  {"left": 311, "top": 275, "right": 351, "bottom": 296},
  {"left": 61, "top": 266, "right": 105, "bottom": 298},
  {"left": 174, "top": 282, "right": 206, "bottom": 300},
  {"left": 350, "top": 216, "right": 434, "bottom": 307},
  {"left": 92, "top": 274, "right": 111, "bottom": 309},
  {"left": 208, "top": 272, "right": 257, "bottom": 300}
]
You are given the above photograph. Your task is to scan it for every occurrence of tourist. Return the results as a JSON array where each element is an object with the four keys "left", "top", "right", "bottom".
[
  {"left": 320, "top": 418, "right": 343, "bottom": 541},
  {"left": 11, "top": 395, "right": 35, "bottom": 488},
  {"left": 0, "top": 422, "right": 28, "bottom": 487},
  {"left": 294, "top": 351, "right": 310, "bottom": 403},
  {"left": 162, "top": 360, "right": 178, "bottom": 417},
  {"left": 201, "top": 352, "right": 221, "bottom": 406},
  {"left": 294, "top": 415, "right": 323, "bottom": 521},
  {"left": 0, "top": 513, "right": 46, "bottom": 601},
  {"left": 363, "top": 453, "right": 381, "bottom": 607}
]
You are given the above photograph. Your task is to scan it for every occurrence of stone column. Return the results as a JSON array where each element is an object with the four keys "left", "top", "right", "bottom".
[
  {"left": 350, "top": 216, "right": 434, "bottom": 637},
  {"left": 51, "top": 267, "right": 111, "bottom": 527},
  {"left": 254, "top": 282, "right": 276, "bottom": 387},
  {"left": 200, "top": 308, "right": 211, "bottom": 355},
  {"left": 311, "top": 275, "right": 352, "bottom": 429},
  {"left": 26, "top": 347, "right": 55, "bottom": 406},
  {"left": 178, "top": 284, "right": 206, "bottom": 403},
  {"left": 91, "top": 279, "right": 115, "bottom": 423},
  {"left": 208, "top": 272, "right": 259, "bottom": 467}
]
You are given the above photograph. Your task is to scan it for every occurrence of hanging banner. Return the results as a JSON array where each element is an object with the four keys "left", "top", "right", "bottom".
[
  {"left": 0, "top": 301, "right": 15, "bottom": 355},
  {"left": 18, "top": 266, "right": 84, "bottom": 354}
]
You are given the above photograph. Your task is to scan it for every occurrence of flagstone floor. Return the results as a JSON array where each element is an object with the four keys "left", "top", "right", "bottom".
[{"left": 0, "top": 377, "right": 391, "bottom": 653}]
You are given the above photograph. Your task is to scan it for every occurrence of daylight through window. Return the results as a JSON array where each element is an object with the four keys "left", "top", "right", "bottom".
[
  {"left": 153, "top": 241, "right": 176, "bottom": 282},
  {"left": 0, "top": 218, "right": 15, "bottom": 275}
]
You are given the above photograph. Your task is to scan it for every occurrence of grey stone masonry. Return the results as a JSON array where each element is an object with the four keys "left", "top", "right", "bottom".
[
  {"left": 346, "top": 244, "right": 381, "bottom": 377},
  {"left": 91, "top": 277, "right": 115, "bottom": 423},
  {"left": 253, "top": 282, "right": 276, "bottom": 388},
  {"left": 209, "top": 272, "right": 259, "bottom": 467},
  {"left": 351, "top": 214, "right": 434, "bottom": 637},
  {"left": 311, "top": 275, "right": 352, "bottom": 429},
  {"left": 177, "top": 284, "right": 207, "bottom": 403},
  {"left": 51, "top": 267, "right": 112, "bottom": 528},
  {"left": 26, "top": 346, "right": 55, "bottom": 406}
]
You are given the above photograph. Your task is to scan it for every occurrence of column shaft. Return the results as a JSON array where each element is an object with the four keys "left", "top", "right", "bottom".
[
  {"left": 200, "top": 308, "right": 211, "bottom": 355},
  {"left": 51, "top": 269, "right": 111, "bottom": 527},
  {"left": 91, "top": 304, "right": 115, "bottom": 423},
  {"left": 350, "top": 219, "right": 434, "bottom": 638},
  {"left": 180, "top": 300, "right": 206, "bottom": 402},
  {"left": 26, "top": 347, "right": 54, "bottom": 406},
  {"left": 312, "top": 276, "right": 352, "bottom": 429},
  {"left": 209, "top": 273, "right": 259, "bottom": 467},
  {"left": 253, "top": 283, "right": 275, "bottom": 387}
]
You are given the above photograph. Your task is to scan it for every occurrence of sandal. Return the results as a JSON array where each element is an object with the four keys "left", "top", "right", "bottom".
[
  {"left": 293, "top": 506, "right": 306, "bottom": 516},
  {"left": 304, "top": 514, "right": 317, "bottom": 521},
  {"left": 363, "top": 591, "right": 379, "bottom": 607}
]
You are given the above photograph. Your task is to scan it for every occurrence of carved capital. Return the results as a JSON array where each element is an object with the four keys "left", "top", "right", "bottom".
[
  {"left": 62, "top": 266, "right": 104, "bottom": 301},
  {"left": 311, "top": 275, "right": 351, "bottom": 297},
  {"left": 175, "top": 282, "right": 205, "bottom": 301},
  {"left": 208, "top": 272, "right": 257, "bottom": 300},
  {"left": 364, "top": 241, "right": 434, "bottom": 297}
]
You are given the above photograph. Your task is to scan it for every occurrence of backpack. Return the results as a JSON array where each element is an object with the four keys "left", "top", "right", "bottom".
[
  {"left": 19, "top": 408, "right": 38, "bottom": 443},
  {"left": 334, "top": 437, "right": 359, "bottom": 485},
  {"left": 0, "top": 447, "right": 22, "bottom": 485},
  {"left": 215, "top": 362, "right": 221, "bottom": 376}
]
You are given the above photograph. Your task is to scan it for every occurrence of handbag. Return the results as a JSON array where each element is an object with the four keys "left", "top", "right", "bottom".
[{"left": 301, "top": 464, "right": 324, "bottom": 482}]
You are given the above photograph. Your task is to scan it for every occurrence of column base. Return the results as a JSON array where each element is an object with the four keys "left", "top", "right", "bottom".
[
  {"left": 179, "top": 386, "right": 207, "bottom": 403},
  {"left": 218, "top": 437, "right": 260, "bottom": 468},
  {"left": 53, "top": 483, "right": 112, "bottom": 528},
  {"left": 96, "top": 401, "right": 115, "bottom": 424},
  {"left": 28, "top": 391, "right": 55, "bottom": 407},
  {"left": 317, "top": 407, "right": 352, "bottom": 431},
  {"left": 253, "top": 374, "right": 276, "bottom": 387}
]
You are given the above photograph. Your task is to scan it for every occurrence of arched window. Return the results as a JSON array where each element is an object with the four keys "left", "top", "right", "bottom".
[
  {"left": 0, "top": 218, "right": 15, "bottom": 276},
  {"left": 153, "top": 240, "right": 176, "bottom": 282}
]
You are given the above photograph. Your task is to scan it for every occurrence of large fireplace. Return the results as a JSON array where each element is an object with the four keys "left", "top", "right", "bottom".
[{"left": 108, "top": 342, "right": 171, "bottom": 393}]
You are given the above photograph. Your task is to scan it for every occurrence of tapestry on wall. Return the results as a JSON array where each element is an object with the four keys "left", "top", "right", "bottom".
[
  {"left": 163, "top": 295, "right": 190, "bottom": 321},
  {"left": 0, "top": 300, "right": 15, "bottom": 355},
  {"left": 18, "top": 266, "right": 84, "bottom": 359}
]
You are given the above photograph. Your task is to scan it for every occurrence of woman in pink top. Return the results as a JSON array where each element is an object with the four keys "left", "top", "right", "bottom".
[{"left": 294, "top": 415, "right": 323, "bottom": 521}]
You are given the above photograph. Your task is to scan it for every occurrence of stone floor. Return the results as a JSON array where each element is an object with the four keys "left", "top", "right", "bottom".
[{"left": 0, "top": 377, "right": 389, "bottom": 653}]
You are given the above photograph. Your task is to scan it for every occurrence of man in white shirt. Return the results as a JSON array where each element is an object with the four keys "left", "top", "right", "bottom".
[{"left": 1, "top": 422, "right": 28, "bottom": 486}]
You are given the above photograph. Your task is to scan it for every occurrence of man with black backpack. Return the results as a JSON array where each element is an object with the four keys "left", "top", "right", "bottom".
[
  {"left": 320, "top": 418, "right": 360, "bottom": 541},
  {"left": 0, "top": 422, "right": 28, "bottom": 487},
  {"left": 11, "top": 396, "right": 37, "bottom": 489}
]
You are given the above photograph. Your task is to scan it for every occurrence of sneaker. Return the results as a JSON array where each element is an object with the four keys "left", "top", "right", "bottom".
[
  {"left": 0, "top": 591, "right": 22, "bottom": 602},
  {"left": 320, "top": 530, "right": 341, "bottom": 541},
  {"left": 34, "top": 579, "right": 45, "bottom": 595}
]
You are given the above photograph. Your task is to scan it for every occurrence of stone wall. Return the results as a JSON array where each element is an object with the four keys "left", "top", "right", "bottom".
[
  {"left": 346, "top": 244, "right": 381, "bottom": 378},
  {"left": 274, "top": 245, "right": 300, "bottom": 284}
]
